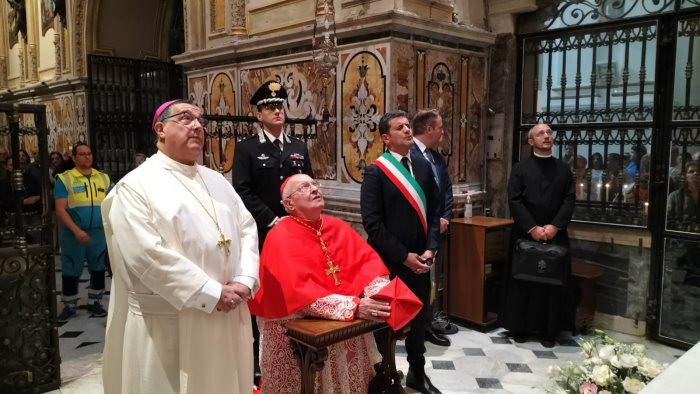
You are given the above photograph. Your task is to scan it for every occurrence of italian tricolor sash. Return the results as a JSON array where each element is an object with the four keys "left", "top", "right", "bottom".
[{"left": 374, "top": 152, "right": 428, "bottom": 234}]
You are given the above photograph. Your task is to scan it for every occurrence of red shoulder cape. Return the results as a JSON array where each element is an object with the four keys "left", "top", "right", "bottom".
[{"left": 248, "top": 215, "right": 389, "bottom": 319}]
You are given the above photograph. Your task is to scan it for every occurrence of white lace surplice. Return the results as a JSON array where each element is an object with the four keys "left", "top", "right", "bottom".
[{"left": 258, "top": 275, "right": 390, "bottom": 394}]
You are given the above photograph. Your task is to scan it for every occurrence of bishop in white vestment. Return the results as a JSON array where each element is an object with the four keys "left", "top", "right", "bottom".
[{"left": 101, "top": 100, "right": 259, "bottom": 394}]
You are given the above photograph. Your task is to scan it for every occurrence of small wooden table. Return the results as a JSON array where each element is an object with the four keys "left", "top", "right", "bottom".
[
  {"left": 571, "top": 260, "right": 606, "bottom": 333},
  {"left": 284, "top": 318, "right": 407, "bottom": 394},
  {"left": 448, "top": 216, "right": 513, "bottom": 329}
]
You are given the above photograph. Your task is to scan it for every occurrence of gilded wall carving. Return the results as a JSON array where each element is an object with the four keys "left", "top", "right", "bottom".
[
  {"left": 230, "top": 0, "right": 246, "bottom": 35},
  {"left": 211, "top": 0, "right": 225, "bottom": 33},
  {"left": 0, "top": 57, "right": 6, "bottom": 88},
  {"left": 27, "top": 44, "right": 37, "bottom": 82},
  {"left": 41, "top": 93, "right": 85, "bottom": 156},
  {"left": 8, "top": 93, "right": 83, "bottom": 158},
  {"left": 341, "top": 51, "right": 385, "bottom": 184},
  {"left": 74, "top": 0, "right": 86, "bottom": 76}
]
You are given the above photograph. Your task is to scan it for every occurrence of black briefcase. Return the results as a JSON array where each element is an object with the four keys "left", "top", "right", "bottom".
[{"left": 512, "top": 239, "right": 568, "bottom": 286}]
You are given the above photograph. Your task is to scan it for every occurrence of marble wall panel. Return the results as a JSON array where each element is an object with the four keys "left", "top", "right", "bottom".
[
  {"left": 240, "top": 62, "right": 337, "bottom": 180},
  {"left": 207, "top": 72, "right": 236, "bottom": 173},
  {"left": 425, "top": 51, "right": 458, "bottom": 159},
  {"left": 340, "top": 50, "right": 386, "bottom": 184},
  {"left": 187, "top": 63, "right": 337, "bottom": 179},
  {"left": 466, "top": 56, "right": 485, "bottom": 185}
]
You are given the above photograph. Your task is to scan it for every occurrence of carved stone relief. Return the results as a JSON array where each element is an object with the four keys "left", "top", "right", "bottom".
[
  {"left": 230, "top": 0, "right": 246, "bottom": 35},
  {"left": 0, "top": 57, "right": 7, "bottom": 88},
  {"left": 74, "top": 0, "right": 86, "bottom": 76},
  {"left": 53, "top": 29, "right": 61, "bottom": 79},
  {"left": 27, "top": 43, "right": 37, "bottom": 82}
]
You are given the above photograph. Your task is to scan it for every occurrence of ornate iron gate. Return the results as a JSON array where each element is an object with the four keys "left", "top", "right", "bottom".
[
  {"left": 516, "top": 1, "right": 700, "bottom": 348},
  {"left": 0, "top": 104, "right": 60, "bottom": 393},
  {"left": 87, "top": 55, "right": 183, "bottom": 181}
]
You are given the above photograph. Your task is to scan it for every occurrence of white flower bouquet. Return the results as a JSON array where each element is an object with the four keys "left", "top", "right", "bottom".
[{"left": 547, "top": 330, "right": 667, "bottom": 394}]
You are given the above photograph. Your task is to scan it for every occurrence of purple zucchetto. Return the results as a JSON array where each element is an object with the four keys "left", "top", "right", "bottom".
[{"left": 151, "top": 100, "right": 180, "bottom": 130}]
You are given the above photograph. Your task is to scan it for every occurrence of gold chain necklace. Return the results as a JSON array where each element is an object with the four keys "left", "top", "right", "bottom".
[
  {"left": 167, "top": 169, "right": 232, "bottom": 256},
  {"left": 289, "top": 215, "right": 341, "bottom": 286}
]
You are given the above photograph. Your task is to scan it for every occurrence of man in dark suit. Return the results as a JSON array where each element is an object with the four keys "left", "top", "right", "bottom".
[
  {"left": 361, "top": 110, "right": 443, "bottom": 394},
  {"left": 232, "top": 80, "right": 313, "bottom": 385},
  {"left": 410, "top": 109, "right": 456, "bottom": 347}
]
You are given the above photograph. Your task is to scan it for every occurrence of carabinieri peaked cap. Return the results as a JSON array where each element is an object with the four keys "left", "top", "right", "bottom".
[{"left": 250, "top": 80, "right": 288, "bottom": 106}]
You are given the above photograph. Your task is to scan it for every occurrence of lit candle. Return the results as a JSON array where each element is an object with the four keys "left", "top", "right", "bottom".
[{"left": 644, "top": 201, "right": 649, "bottom": 216}]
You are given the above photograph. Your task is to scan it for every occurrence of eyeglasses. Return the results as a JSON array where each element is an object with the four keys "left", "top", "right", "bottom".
[
  {"left": 260, "top": 103, "right": 284, "bottom": 112},
  {"left": 287, "top": 180, "right": 320, "bottom": 198},
  {"left": 162, "top": 111, "right": 208, "bottom": 128}
]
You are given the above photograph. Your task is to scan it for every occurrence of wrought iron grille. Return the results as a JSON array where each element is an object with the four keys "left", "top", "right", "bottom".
[
  {"left": 673, "top": 17, "right": 700, "bottom": 121},
  {"left": 667, "top": 127, "right": 700, "bottom": 233},
  {"left": 0, "top": 104, "right": 60, "bottom": 394},
  {"left": 88, "top": 55, "right": 183, "bottom": 181},
  {"left": 521, "top": 20, "right": 657, "bottom": 125},
  {"left": 519, "top": 0, "right": 700, "bottom": 31}
]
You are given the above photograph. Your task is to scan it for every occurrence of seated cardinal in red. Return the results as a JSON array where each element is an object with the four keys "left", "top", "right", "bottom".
[{"left": 248, "top": 174, "right": 392, "bottom": 394}]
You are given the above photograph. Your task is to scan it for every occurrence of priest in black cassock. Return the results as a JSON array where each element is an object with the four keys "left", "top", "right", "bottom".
[{"left": 501, "top": 123, "right": 576, "bottom": 348}]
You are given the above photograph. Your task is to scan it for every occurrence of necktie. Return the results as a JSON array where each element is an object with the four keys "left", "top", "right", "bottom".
[
  {"left": 273, "top": 139, "right": 282, "bottom": 152},
  {"left": 401, "top": 157, "right": 410, "bottom": 172},
  {"left": 425, "top": 150, "right": 439, "bottom": 184}
]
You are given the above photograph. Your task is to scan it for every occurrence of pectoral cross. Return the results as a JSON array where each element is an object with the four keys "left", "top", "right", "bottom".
[
  {"left": 217, "top": 233, "right": 231, "bottom": 256},
  {"left": 325, "top": 260, "right": 341, "bottom": 286}
]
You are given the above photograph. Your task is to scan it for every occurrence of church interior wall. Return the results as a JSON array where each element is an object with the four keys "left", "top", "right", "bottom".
[{"left": 0, "top": 0, "right": 668, "bottom": 336}]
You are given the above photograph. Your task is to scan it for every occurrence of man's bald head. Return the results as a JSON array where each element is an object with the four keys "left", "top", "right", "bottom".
[{"left": 281, "top": 174, "right": 324, "bottom": 220}]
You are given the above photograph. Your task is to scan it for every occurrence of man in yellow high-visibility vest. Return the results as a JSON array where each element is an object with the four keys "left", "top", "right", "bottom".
[{"left": 55, "top": 142, "right": 112, "bottom": 321}]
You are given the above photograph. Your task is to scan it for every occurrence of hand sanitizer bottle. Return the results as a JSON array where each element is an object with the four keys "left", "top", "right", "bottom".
[{"left": 464, "top": 195, "right": 473, "bottom": 218}]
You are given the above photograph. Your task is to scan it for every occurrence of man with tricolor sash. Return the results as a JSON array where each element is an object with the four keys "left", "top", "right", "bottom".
[{"left": 360, "top": 110, "right": 443, "bottom": 394}]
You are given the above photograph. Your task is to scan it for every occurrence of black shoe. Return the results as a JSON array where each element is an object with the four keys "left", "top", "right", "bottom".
[
  {"left": 433, "top": 321, "right": 459, "bottom": 335},
  {"left": 406, "top": 369, "right": 443, "bottom": 394},
  {"left": 540, "top": 337, "right": 556, "bottom": 348},
  {"left": 509, "top": 331, "right": 528, "bottom": 343},
  {"left": 425, "top": 327, "right": 451, "bottom": 347},
  {"left": 86, "top": 302, "right": 107, "bottom": 318},
  {"left": 431, "top": 312, "right": 459, "bottom": 335}
]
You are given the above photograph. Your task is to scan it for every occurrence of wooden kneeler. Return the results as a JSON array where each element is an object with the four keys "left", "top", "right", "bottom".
[{"left": 283, "top": 318, "right": 409, "bottom": 394}]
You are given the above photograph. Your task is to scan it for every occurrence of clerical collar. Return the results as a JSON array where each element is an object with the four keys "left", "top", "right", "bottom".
[
  {"left": 533, "top": 152, "right": 553, "bottom": 158},
  {"left": 387, "top": 150, "right": 410, "bottom": 164},
  {"left": 412, "top": 137, "right": 428, "bottom": 153},
  {"left": 154, "top": 151, "right": 198, "bottom": 177}
]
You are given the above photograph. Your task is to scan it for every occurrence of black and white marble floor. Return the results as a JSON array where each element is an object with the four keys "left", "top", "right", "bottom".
[{"left": 48, "top": 263, "right": 684, "bottom": 394}]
